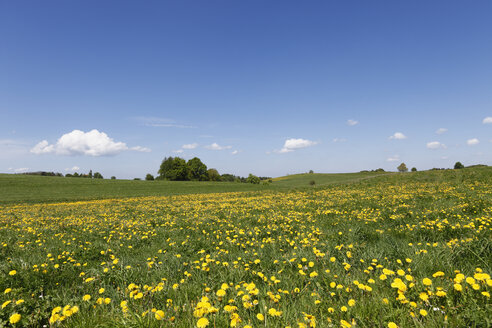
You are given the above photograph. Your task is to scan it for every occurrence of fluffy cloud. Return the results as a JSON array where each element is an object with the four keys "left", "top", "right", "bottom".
[
  {"left": 279, "top": 138, "right": 317, "bottom": 153},
  {"left": 467, "top": 138, "right": 479, "bottom": 146},
  {"left": 231, "top": 150, "right": 239, "bottom": 155},
  {"left": 389, "top": 132, "right": 407, "bottom": 140},
  {"left": 130, "top": 146, "right": 151, "bottom": 152},
  {"left": 31, "top": 130, "right": 150, "bottom": 156},
  {"left": 206, "top": 143, "right": 232, "bottom": 150},
  {"left": 436, "top": 128, "right": 448, "bottom": 134},
  {"left": 182, "top": 143, "right": 198, "bottom": 149},
  {"left": 386, "top": 155, "right": 400, "bottom": 162},
  {"left": 13, "top": 168, "right": 29, "bottom": 173},
  {"left": 347, "top": 119, "right": 359, "bottom": 126},
  {"left": 65, "top": 166, "right": 80, "bottom": 171},
  {"left": 483, "top": 117, "right": 492, "bottom": 124},
  {"left": 173, "top": 149, "right": 184, "bottom": 154},
  {"left": 426, "top": 141, "right": 446, "bottom": 149}
]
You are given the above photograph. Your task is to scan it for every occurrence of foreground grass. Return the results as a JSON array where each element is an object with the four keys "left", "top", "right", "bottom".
[
  {"left": 0, "top": 167, "right": 490, "bottom": 327},
  {"left": 0, "top": 171, "right": 386, "bottom": 204}
]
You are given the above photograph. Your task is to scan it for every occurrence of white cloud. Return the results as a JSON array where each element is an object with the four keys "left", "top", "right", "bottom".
[
  {"left": 347, "top": 119, "right": 359, "bottom": 126},
  {"left": 182, "top": 143, "right": 198, "bottom": 149},
  {"left": 173, "top": 149, "right": 184, "bottom": 154},
  {"left": 130, "top": 146, "right": 151, "bottom": 152},
  {"left": 436, "top": 128, "right": 448, "bottom": 134},
  {"left": 231, "top": 150, "right": 239, "bottom": 155},
  {"left": 30, "top": 129, "right": 148, "bottom": 156},
  {"left": 386, "top": 155, "right": 400, "bottom": 162},
  {"left": 427, "top": 141, "right": 446, "bottom": 149},
  {"left": 483, "top": 117, "right": 492, "bottom": 124},
  {"left": 206, "top": 143, "right": 232, "bottom": 150},
  {"left": 389, "top": 132, "right": 407, "bottom": 140},
  {"left": 65, "top": 166, "right": 80, "bottom": 171},
  {"left": 13, "top": 167, "right": 29, "bottom": 173},
  {"left": 467, "top": 138, "right": 479, "bottom": 146},
  {"left": 278, "top": 138, "right": 317, "bottom": 153}
]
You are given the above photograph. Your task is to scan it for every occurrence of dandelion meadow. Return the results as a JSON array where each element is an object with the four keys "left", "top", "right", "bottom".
[{"left": 1, "top": 168, "right": 491, "bottom": 327}]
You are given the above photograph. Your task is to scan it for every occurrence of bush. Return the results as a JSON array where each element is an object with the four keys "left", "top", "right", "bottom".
[
  {"left": 454, "top": 162, "right": 465, "bottom": 169},
  {"left": 111, "top": 176, "right": 116, "bottom": 180},
  {"left": 309, "top": 180, "right": 316, "bottom": 186},
  {"left": 246, "top": 174, "right": 260, "bottom": 184},
  {"left": 145, "top": 174, "right": 154, "bottom": 181},
  {"left": 411, "top": 167, "right": 417, "bottom": 172}
]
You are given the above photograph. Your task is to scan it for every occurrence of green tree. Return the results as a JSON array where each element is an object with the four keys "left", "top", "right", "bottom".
[
  {"left": 88, "top": 170, "right": 93, "bottom": 179},
  {"left": 111, "top": 176, "right": 116, "bottom": 180},
  {"left": 187, "top": 157, "right": 209, "bottom": 181},
  {"left": 207, "top": 168, "right": 220, "bottom": 181},
  {"left": 454, "top": 162, "right": 464, "bottom": 169},
  {"left": 397, "top": 163, "right": 408, "bottom": 173},
  {"left": 246, "top": 174, "right": 260, "bottom": 184},
  {"left": 145, "top": 173, "right": 154, "bottom": 181},
  {"left": 411, "top": 167, "right": 417, "bottom": 172},
  {"left": 158, "top": 157, "right": 190, "bottom": 181},
  {"left": 93, "top": 172, "right": 103, "bottom": 179}
]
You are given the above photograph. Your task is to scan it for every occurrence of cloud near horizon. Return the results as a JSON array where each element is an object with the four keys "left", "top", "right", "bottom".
[
  {"left": 278, "top": 138, "right": 317, "bottom": 153},
  {"left": 389, "top": 132, "right": 407, "bottom": 140},
  {"left": 426, "top": 141, "right": 446, "bottom": 149},
  {"left": 31, "top": 130, "right": 150, "bottom": 156},
  {"left": 436, "top": 128, "right": 448, "bottom": 134},
  {"left": 205, "top": 143, "right": 232, "bottom": 150},
  {"left": 347, "top": 119, "right": 359, "bottom": 126},
  {"left": 467, "top": 138, "right": 479, "bottom": 146},
  {"left": 483, "top": 117, "right": 492, "bottom": 124}
]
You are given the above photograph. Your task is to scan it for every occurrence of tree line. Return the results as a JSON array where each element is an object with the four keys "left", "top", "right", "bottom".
[{"left": 148, "top": 156, "right": 268, "bottom": 184}]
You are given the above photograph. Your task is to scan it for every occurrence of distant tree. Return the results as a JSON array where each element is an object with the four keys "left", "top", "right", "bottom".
[
  {"left": 73, "top": 172, "right": 79, "bottom": 177},
  {"left": 93, "top": 172, "right": 103, "bottom": 179},
  {"left": 375, "top": 168, "right": 385, "bottom": 172},
  {"left": 309, "top": 180, "right": 316, "bottom": 186},
  {"left": 309, "top": 170, "right": 314, "bottom": 174},
  {"left": 207, "top": 168, "right": 220, "bottom": 181},
  {"left": 88, "top": 170, "right": 93, "bottom": 179},
  {"left": 220, "top": 173, "right": 236, "bottom": 182},
  {"left": 134, "top": 178, "right": 141, "bottom": 180},
  {"left": 65, "top": 173, "right": 73, "bottom": 178},
  {"left": 187, "top": 157, "right": 208, "bottom": 181},
  {"left": 158, "top": 157, "right": 190, "bottom": 181},
  {"left": 397, "top": 163, "right": 408, "bottom": 173},
  {"left": 411, "top": 167, "right": 417, "bottom": 172},
  {"left": 246, "top": 174, "right": 260, "bottom": 184},
  {"left": 145, "top": 173, "right": 154, "bottom": 181},
  {"left": 111, "top": 176, "right": 116, "bottom": 180},
  {"left": 454, "top": 162, "right": 464, "bottom": 169}
]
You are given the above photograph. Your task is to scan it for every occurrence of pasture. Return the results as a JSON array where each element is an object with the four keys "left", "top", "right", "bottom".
[{"left": 0, "top": 167, "right": 491, "bottom": 327}]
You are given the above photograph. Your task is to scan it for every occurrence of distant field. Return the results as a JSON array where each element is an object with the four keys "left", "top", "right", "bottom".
[{"left": 0, "top": 171, "right": 390, "bottom": 204}]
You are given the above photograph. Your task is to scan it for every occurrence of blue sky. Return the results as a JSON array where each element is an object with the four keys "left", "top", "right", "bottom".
[{"left": 1, "top": 1, "right": 491, "bottom": 178}]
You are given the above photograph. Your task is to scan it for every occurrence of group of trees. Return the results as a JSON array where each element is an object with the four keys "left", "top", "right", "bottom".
[
  {"left": 154, "top": 157, "right": 264, "bottom": 184},
  {"left": 65, "top": 170, "right": 103, "bottom": 179},
  {"left": 397, "top": 162, "right": 468, "bottom": 172}
]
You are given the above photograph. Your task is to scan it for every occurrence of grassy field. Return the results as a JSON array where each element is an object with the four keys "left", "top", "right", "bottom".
[
  {"left": 0, "top": 167, "right": 491, "bottom": 327},
  {"left": 0, "top": 171, "right": 388, "bottom": 204}
]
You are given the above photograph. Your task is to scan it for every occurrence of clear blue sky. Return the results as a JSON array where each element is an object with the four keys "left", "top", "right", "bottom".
[{"left": 1, "top": 1, "right": 491, "bottom": 178}]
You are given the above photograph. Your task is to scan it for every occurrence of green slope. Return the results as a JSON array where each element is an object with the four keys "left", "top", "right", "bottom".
[{"left": 271, "top": 171, "right": 392, "bottom": 187}]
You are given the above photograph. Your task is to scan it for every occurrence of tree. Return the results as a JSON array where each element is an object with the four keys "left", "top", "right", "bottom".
[
  {"left": 187, "top": 157, "right": 208, "bottom": 181},
  {"left": 158, "top": 157, "right": 190, "bottom": 181},
  {"left": 411, "top": 167, "right": 417, "bottom": 172},
  {"left": 93, "top": 172, "right": 103, "bottom": 179},
  {"left": 309, "top": 170, "right": 314, "bottom": 174},
  {"left": 246, "top": 174, "right": 260, "bottom": 184},
  {"left": 220, "top": 174, "right": 236, "bottom": 182},
  {"left": 207, "top": 168, "right": 220, "bottom": 181},
  {"left": 145, "top": 173, "right": 154, "bottom": 181},
  {"left": 397, "top": 163, "right": 408, "bottom": 173},
  {"left": 88, "top": 170, "right": 93, "bottom": 179},
  {"left": 111, "top": 176, "right": 116, "bottom": 180},
  {"left": 454, "top": 162, "right": 464, "bottom": 169}
]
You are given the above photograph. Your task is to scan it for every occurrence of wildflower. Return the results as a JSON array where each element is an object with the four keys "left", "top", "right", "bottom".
[
  {"left": 257, "top": 313, "right": 264, "bottom": 321},
  {"left": 422, "top": 278, "right": 432, "bottom": 286},
  {"left": 196, "top": 317, "right": 210, "bottom": 327},
  {"left": 83, "top": 294, "right": 91, "bottom": 301},
  {"left": 9, "top": 270, "right": 17, "bottom": 276},
  {"left": 388, "top": 323, "right": 398, "bottom": 328},
  {"left": 419, "top": 309, "right": 428, "bottom": 316},
  {"left": 155, "top": 310, "right": 165, "bottom": 320},
  {"left": 10, "top": 313, "right": 21, "bottom": 324}
]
